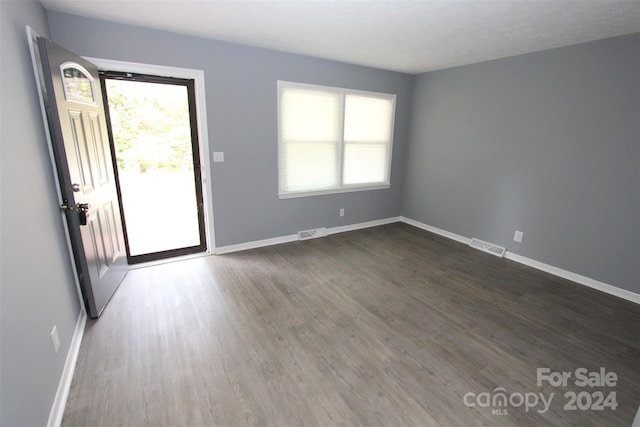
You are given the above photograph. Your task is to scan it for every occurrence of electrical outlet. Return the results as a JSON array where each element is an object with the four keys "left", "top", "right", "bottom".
[
  {"left": 339, "top": 208, "right": 344, "bottom": 217},
  {"left": 514, "top": 230, "right": 523, "bottom": 243},
  {"left": 51, "top": 326, "right": 60, "bottom": 354}
]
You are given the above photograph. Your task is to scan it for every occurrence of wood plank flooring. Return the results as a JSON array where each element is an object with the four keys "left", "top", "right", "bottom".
[{"left": 62, "top": 223, "right": 640, "bottom": 426}]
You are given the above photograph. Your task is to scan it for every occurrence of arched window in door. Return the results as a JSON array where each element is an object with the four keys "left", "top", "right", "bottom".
[{"left": 60, "top": 62, "right": 97, "bottom": 104}]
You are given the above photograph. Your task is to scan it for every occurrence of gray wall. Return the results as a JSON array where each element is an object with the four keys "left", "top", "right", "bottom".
[
  {"left": 47, "top": 11, "right": 413, "bottom": 248},
  {"left": 0, "top": 1, "right": 83, "bottom": 426},
  {"left": 403, "top": 34, "right": 640, "bottom": 294}
]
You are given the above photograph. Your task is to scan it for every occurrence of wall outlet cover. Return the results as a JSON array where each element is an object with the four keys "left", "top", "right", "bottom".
[{"left": 514, "top": 230, "right": 524, "bottom": 243}]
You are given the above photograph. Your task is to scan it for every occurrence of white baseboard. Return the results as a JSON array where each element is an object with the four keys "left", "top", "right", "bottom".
[
  {"left": 504, "top": 252, "right": 640, "bottom": 304},
  {"left": 213, "top": 216, "right": 639, "bottom": 304},
  {"left": 400, "top": 216, "right": 471, "bottom": 245},
  {"left": 214, "top": 217, "right": 401, "bottom": 255},
  {"left": 327, "top": 216, "right": 401, "bottom": 235},
  {"left": 47, "top": 309, "right": 87, "bottom": 427},
  {"left": 399, "top": 216, "right": 640, "bottom": 305},
  {"left": 215, "top": 234, "right": 299, "bottom": 254}
]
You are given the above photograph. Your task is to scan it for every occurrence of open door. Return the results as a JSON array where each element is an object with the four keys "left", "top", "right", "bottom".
[
  {"left": 101, "top": 73, "right": 207, "bottom": 264},
  {"left": 35, "top": 37, "right": 127, "bottom": 318}
]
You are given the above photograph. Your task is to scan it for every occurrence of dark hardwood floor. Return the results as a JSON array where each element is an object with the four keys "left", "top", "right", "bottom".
[{"left": 62, "top": 223, "right": 640, "bottom": 426}]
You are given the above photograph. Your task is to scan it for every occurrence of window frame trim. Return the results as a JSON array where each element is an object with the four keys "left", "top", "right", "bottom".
[{"left": 277, "top": 80, "right": 396, "bottom": 199}]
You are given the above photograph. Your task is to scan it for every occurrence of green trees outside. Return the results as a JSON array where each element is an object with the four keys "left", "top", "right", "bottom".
[{"left": 105, "top": 79, "right": 194, "bottom": 173}]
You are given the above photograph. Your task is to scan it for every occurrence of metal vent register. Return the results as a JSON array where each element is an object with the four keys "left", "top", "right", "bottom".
[{"left": 469, "top": 238, "right": 506, "bottom": 257}]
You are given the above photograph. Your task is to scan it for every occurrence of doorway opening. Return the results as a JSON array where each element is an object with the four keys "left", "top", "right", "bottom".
[{"left": 101, "top": 72, "right": 207, "bottom": 264}]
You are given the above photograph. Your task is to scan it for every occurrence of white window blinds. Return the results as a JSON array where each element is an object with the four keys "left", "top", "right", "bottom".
[{"left": 278, "top": 81, "right": 395, "bottom": 198}]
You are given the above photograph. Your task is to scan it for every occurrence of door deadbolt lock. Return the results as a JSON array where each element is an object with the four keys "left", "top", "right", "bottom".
[
  {"left": 71, "top": 183, "right": 80, "bottom": 192},
  {"left": 60, "top": 202, "right": 90, "bottom": 226},
  {"left": 77, "top": 203, "right": 90, "bottom": 226}
]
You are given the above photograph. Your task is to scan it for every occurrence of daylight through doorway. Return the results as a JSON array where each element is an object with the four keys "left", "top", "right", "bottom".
[{"left": 101, "top": 73, "right": 206, "bottom": 263}]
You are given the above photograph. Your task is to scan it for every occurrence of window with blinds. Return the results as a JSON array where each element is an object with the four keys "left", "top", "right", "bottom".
[{"left": 277, "top": 81, "right": 395, "bottom": 198}]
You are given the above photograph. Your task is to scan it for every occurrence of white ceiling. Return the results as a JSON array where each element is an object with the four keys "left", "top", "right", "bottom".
[{"left": 40, "top": 0, "right": 640, "bottom": 74}]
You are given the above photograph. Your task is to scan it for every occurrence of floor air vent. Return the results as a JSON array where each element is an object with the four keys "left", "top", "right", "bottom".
[
  {"left": 469, "top": 238, "right": 506, "bottom": 258},
  {"left": 298, "top": 227, "right": 328, "bottom": 241}
]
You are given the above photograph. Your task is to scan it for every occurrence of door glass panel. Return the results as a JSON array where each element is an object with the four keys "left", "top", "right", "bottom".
[
  {"left": 104, "top": 78, "right": 204, "bottom": 259},
  {"left": 61, "top": 63, "right": 96, "bottom": 104}
]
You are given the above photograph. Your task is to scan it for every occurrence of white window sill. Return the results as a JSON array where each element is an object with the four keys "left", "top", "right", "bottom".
[{"left": 278, "top": 184, "right": 391, "bottom": 199}]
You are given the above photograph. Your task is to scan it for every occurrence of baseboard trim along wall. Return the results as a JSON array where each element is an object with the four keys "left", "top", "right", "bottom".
[
  {"left": 215, "top": 217, "right": 402, "bottom": 254},
  {"left": 503, "top": 251, "right": 640, "bottom": 305},
  {"left": 400, "top": 217, "right": 472, "bottom": 245},
  {"left": 216, "top": 216, "right": 639, "bottom": 304},
  {"left": 47, "top": 309, "right": 87, "bottom": 427},
  {"left": 215, "top": 234, "right": 300, "bottom": 255},
  {"left": 399, "top": 216, "right": 640, "bottom": 305},
  {"left": 327, "top": 217, "right": 402, "bottom": 236}
]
